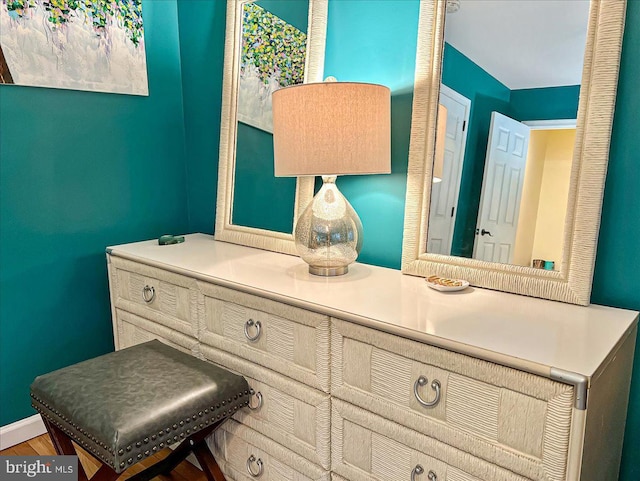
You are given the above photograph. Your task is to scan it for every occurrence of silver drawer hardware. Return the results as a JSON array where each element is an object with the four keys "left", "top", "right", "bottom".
[
  {"left": 248, "top": 390, "right": 263, "bottom": 410},
  {"left": 414, "top": 376, "right": 441, "bottom": 408},
  {"left": 246, "top": 454, "right": 263, "bottom": 477},
  {"left": 142, "top": 285, "right": 155, "bottom": 303},
  {"left": 244, "top": 319, "right": 262, "bottom": 342},
  {"left": 411, "top": 465, "right": 437, "bottom": 481}
]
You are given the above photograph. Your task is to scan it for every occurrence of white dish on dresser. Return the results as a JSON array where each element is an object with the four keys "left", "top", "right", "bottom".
[{"left": 425, "top": 276, "right": 470, "bottom": 292}]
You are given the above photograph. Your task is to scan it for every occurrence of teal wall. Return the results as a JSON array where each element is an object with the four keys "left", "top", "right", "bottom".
[
  {"left": 259, "top": 0, "right": 308, "bottom": 33},
  {"left": 323, "top": 0, "right": 419, "bottom": 268},
  {"left": 234, "top": 123, "right": 296, "bottom": 233},
  {"left": 591, "top": 2, "right": 640, "bottom": 478},
  {"left": 510, "top": 85, "right": 581, "bottom": 121},
  {"left": 0, "top": 1, "right": 188, "bottom": 425},
  {"left": 177, "top": 0, "right": 226, "bottom": 234}
]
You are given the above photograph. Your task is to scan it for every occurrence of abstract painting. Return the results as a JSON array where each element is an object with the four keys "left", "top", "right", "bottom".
[
  {"left": 0, "top": 0, "right": 148, "bottom": 95},
  {"left": 237, "top": 2, "right": 306, "bottom": 133}
]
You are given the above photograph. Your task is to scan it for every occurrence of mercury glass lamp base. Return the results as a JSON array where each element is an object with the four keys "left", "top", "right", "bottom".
[
  {"left": 308, "top": 265, "right": 349, "bottom": 277},
  {"left": 294, "top": 176, "right": 363, "bottom": 278}
]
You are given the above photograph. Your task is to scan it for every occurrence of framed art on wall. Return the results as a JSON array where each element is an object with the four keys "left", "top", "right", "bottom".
[{"left": 0, "top": 0, "right": 148, "bottom": 96}]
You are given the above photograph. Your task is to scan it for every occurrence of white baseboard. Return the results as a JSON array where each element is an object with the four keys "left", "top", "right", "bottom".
[{"left": 0, "top": 415, "right": 46, "bottom": 450}]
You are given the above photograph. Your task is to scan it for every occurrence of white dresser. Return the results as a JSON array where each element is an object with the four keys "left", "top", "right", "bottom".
[{"left": 106, "top": 234, "right": 637, "bottom": 481}]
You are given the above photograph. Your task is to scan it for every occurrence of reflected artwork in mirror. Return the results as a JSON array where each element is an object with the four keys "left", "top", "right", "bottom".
[
  {"left": 215, "top": 0, "right": 326, "bottom": 255},
  {"left": 402, "top": 0, "right": 627, "bottom": 305},
  {"left": 426, "top": 0, "right": 589, "bottom": 272}
]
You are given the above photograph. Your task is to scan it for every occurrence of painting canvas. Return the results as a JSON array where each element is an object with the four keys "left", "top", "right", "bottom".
[
  {"left": 237, "top": 2, "right": 306, "bottom": 133},
  {"left": 0, "top": 0, "right": 148, "bottom": 95}
]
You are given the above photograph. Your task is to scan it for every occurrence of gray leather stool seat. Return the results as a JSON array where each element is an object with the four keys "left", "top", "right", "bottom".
[{"left": 31, "top": 340, "right": 249, "bottom": 479}]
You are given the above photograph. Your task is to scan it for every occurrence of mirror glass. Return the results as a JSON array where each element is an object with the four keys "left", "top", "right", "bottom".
[
  {"left": 426, "top": 0, "right": 590, "bottom": 272},
  {"left": 232, "top": 0, "right": 309, "bottom": 233}
]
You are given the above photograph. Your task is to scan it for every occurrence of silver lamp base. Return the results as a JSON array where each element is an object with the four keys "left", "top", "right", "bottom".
[
  {"left": 294, "top": 176, "right": 363, "bottom": 277},
  {"left": 308, "top": 265, "right": 349, "bottom": 277}
]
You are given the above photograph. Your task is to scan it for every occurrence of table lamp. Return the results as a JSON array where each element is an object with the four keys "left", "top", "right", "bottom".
[{"left": 272, "top": 82, "right": 391, "bottom": 276}]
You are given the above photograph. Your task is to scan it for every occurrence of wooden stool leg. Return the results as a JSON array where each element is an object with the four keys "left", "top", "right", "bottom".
[
  {"left": 126, "top": 420, "right": 227, "bottom": 481},
  {"left": 125, "top": 440, "right": 194, "bottom": 481},
  {"left": 90, "top": 465, "right": 121, "bottom": 481},
  {"left": 42, "top": 417, "right": 119, "bottom": 481},
  {"left": 188, "top": 420, "right": 227, "bottom": 481},
  {"left": 43, "top": 418, "right": 90, "bottom": 481},
  {"left": 43, "top": 418, "right": 74, "bottom": 456},
  {"left": 193, "top": 441, "right": 226, "bottom": 481}
]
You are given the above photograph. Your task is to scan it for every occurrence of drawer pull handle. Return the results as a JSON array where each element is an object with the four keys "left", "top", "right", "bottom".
[
  {"left": 248, "top": 390, "right": 263, "bottom": 410},
  {"left": 142, "top": 285, "right": 155, "bottom": 303},
  {"left": 246, "top": 454, "right": 263, "bottom": 477},
  {"left": 412, "top": 465, "right": 437, "bottom": 481},
  {"left": 244, "top": 319, "right": 262, "bottom": 342},
  {"left": 414, "top": 376, "right": 441, "bottom": 408}
]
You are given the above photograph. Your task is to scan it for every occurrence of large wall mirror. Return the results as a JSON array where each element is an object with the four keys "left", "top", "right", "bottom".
[
  {"left": 402, "top": 0, "right": 627, "bottom": 305},
  {"left": 215, "top": 0, "right": 327, "bottom": 255}
]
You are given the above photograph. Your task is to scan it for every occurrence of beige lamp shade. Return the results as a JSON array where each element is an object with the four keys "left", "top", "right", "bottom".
[
  {"left": 272, "top": 82, "right": 391, "bottom": 176},
  {"left": 433, "top": 103, "right": 447, "bottom": 182}
]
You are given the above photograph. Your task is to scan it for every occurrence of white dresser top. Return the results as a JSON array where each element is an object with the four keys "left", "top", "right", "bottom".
[{"left": 108, "top": 234, "right": 638, "bottom": 381}]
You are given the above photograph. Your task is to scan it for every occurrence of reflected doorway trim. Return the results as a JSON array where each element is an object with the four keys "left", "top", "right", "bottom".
[
  {"left": 432, "top": 84, "right": 471, "bottom": 256},
  {"left": 214, "top": 0, "right": 328, "bottom": 256},
  {"left": 524, "top": 119, "right": 577, "bottom": 130},
  {"left": 401, "top": 0, "right": 627, "bottom": 305}
]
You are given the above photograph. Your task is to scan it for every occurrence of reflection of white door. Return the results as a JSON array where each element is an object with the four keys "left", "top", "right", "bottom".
[
  {"left": 427, "top": 85, "right": 471, "bottom": 254},
  {"left": 474, "top": 112, "right": 530, "bottom": 263}
]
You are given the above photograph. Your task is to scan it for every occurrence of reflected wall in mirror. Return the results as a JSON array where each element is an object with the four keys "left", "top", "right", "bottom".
[
  {"left": 402, "top": 0, "right": 627, "bottom": 305},
  {"left": 427, "top": 0, "right": 588, "bottom": 273},
  {"left": 215, "top": 0, "right": 327, "bottom": 254}
]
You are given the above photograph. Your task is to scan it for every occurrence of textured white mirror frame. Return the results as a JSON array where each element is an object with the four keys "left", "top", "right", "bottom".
[
  {"left": 402, "top": 0, "right": 627, "bottom": 305},
  {"left": 215, "top": 0, "right": 328, "bottom": 255}
]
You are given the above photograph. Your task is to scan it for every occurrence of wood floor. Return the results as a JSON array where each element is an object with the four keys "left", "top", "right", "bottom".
[{"left": 0, "top": 434, "right": 208, "bottom": 481}]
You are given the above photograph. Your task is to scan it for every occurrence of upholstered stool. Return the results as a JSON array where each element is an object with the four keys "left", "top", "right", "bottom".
[{"left": 30, "top": 340, "right": 250, "bottom": 481}]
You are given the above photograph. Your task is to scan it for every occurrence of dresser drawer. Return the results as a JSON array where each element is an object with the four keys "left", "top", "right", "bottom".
[
  {"left": 332, "top": 319, "right": 574, "bottom": 480},
  {"left": 209, "top": 420, "right": 329, "bottom": 481},
  {"left": 109, "top": 257, "right": 198, "bottom": 337},
  {"left": 114, "top": 309, "right": 199, "bottom": 356},
  {"left": 332, "top": 399, "right": 530, "bottom": 481},
  {"left": 201, "top": 345, "right": 331, "bottom": 469},
  {"left": 198, "top": 283, "right": 330, "bottom": 392}
]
